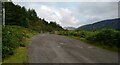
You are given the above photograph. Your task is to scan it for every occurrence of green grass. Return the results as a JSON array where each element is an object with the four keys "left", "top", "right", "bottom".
[
  {"left": 3, "top": 47, "right": 28, "bottom": 63},
  {"left": 2, "top": 35, "right": 34, "bottom": 65},
  {"left": 2, "top": 25, "right": 37, "bottom": 64},
  {"left": 2, "top": 37, "right": 33, "bottom": 63},
  {"left": 70, "top": 36, "right": 118, "bottom": 52},
  {"left": 58, "top": 29, "right": 119, "bottom": 52}
]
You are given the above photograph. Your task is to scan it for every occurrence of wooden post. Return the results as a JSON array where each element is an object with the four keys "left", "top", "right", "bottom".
[{"left": 2, "top": 2, "right": 5, "bottom": 26}]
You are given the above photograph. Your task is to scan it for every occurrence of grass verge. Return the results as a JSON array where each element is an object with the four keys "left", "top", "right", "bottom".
[
  {"left": 2, "top": 31, "right": 36, "bottom": 64},
  {"left": 3, "top": 47, "right": 28, "bottom": 63},
  {"left": 69, "top": 36, "right": 118, "bottom": 52}
]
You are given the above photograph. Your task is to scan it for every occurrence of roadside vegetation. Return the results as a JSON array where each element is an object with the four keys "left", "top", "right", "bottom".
[
  {"left": 2, "top": 2, "right": 64, "bottom": 63},
  {"left": 2, "top": 25, "right": 36, "bottom": 63},
  {"left": 2, "top": 2, "right": 119, "bottom": 64},
  {"left": 5, "top": 2, "right": 63, "bottom": 33},
  {"left": 58, "top": 29, "right": 120, "bottom": 52}
]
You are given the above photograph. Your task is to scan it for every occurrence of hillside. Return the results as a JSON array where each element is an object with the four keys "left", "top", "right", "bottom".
[
  {"left": 2, "top": 2, "right": 64, "bottom": 60},
  {"left": 77, "top": 18, "right": 120, "bottom": 30},
  {"left": 4, "top": 2, "right": 63, "bottom": 32}
]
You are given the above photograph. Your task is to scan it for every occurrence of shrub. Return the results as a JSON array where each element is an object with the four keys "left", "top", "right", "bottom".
[
  {"left": 86, "top": 29, "right": 120, "bottom": 48},
  {"left": 2, "top": 25, "right": 34, "bottom": 59},
  {"left": 59, "top": 29, "right": 120, "bottom": 50}
]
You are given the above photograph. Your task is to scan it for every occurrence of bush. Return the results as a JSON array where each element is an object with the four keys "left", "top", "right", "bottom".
[
  {"left": 2, "top": 25, "right": 34, "bottom": 59},
  {"left": 86, "top": 29, "right": 120, "bottom": 48},
  {"left": 58, "top": 29, "right": 120, "bottom": 51}
]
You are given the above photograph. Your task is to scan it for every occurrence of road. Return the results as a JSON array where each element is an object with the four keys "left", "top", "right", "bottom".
[{"left": 28, "top": 34, "right": 118, "bottom": 63}]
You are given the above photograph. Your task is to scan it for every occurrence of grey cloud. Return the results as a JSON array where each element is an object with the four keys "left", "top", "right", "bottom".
[
  {"left": 13, "top": 2, "right": 118, "bottom": 27},
  {"left": 75, "top": 2, "right": 118, "bottom": 26}
]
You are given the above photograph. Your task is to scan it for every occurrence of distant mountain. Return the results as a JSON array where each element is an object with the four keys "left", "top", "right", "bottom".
[
  {"left": 77, "top": 18, "right": 120, "bottom": 30},
  {"left": 64, "top": 27, "right": 76, "bottom": 30}
]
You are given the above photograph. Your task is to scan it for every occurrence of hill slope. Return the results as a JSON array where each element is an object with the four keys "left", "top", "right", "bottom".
[
  {"left": 4, "top": 2, "right": 63, "bottom": 32},
  {"left": 77, "top": 18, "right": 120, "bottom": 30}
]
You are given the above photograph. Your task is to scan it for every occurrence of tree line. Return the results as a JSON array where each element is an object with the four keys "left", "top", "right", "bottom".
[
  {"left": 2, "top": 2, "right": 64, "bottom": 59},
  {"left": 4, "top": 2, "right": 64, "bottom": 32}
]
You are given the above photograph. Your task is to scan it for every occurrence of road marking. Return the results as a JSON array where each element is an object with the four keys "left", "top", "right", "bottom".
[
  {"left": 59, "top": 43, "right": 64, "bottom": 45},
  {"left": 57, "top": 46, "right": 61, "bottom": 48}
]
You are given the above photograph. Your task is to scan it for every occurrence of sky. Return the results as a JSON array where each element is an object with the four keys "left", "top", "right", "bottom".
[{"left": 13, "top": 1, "right": 119, "bottom": 28}]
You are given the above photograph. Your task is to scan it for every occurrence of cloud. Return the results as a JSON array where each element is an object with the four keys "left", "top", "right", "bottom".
[
  {"left": 36, "top": 5, "right": 80, "bottom": 27},
  {"left": 13, "top": 2, "right": 118, "bottom": 27},
  {"left": 75, "top": 2, "right": 118, "bottom": 26},
  {"left": 12, "top": 0, "right": 119, "bottom": 2}
]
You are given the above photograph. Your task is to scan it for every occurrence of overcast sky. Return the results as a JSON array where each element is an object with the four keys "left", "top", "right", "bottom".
[{"left": 13, "top": 1, "right": 118, "bottom": 28}]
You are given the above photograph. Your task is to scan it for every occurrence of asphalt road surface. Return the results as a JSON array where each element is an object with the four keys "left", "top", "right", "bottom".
[{"left": 28, "top": 34, "right": 118, "bottom": 63}]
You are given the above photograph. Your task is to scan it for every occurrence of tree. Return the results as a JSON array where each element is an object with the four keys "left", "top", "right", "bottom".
[{"left": 4, "top": 2, "right": 63, "bottom": 32}]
